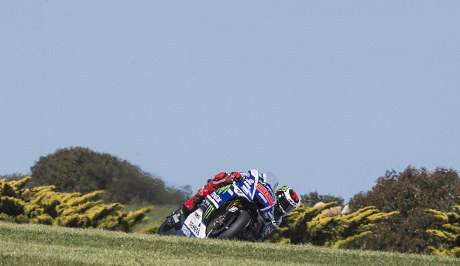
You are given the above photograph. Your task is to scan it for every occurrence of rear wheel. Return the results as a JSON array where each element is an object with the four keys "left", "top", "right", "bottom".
[
  {"left": 158, "top": 219, "right": 176, "bottom": 235},
  {"left": 158, "top": 222, "right": 175, "bottom": 235},
  {"left": 206, "top": 210, "right": 250, "bottom": 239}
]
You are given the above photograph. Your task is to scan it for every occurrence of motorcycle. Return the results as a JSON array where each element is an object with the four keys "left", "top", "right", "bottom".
[{"left": 158, "top": 169, "right": 279, "bottom": 240}]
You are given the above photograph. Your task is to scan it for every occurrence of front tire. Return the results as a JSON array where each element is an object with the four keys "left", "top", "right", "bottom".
[{"left": 207, "top": 210, "right": 250, "bottom": 239}]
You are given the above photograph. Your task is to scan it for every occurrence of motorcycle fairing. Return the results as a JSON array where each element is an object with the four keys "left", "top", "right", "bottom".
[{"left": 177, "top": 206, "right": 207, "bottom": 238}]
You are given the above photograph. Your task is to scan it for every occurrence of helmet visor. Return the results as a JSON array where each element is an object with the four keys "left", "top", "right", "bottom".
[{"left": 279, "top": 197, "right": 296, "bottom": 215}]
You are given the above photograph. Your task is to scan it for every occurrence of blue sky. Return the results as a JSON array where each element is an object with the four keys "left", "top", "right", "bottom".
[{"left": 1, "top": 1, "right": 460, "bottom": 202}]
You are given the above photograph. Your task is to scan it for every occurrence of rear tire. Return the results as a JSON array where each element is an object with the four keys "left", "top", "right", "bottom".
[{"left": 158, "top": 220, "right": 176, "bottom": 236}]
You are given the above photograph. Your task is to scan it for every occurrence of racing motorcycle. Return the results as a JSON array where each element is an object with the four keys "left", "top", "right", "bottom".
[{"left": 158, "top": 169, "right": 278, "bottom": 240}]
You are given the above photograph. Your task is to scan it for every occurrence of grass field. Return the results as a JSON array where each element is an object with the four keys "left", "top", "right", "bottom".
[
  {"left": 123, "top": 204, "right": 177, "bottom": 226},
  {"left": 1, "top": 222, "right": 459, "bottom": 265}
]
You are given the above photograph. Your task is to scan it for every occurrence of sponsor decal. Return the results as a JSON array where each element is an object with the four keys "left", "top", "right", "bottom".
[
  {"left": 228, "top": 206, "right": 238, "bottom": 212},
  {"left": 258, "top": 192, "right": 268, "bottom": 204},
  {"left": 256, "top": 183, "right": 275, "bottom": 206},
  {"left": 241, "top": 185, "right": 250, "bottom": 195},
  {"left": 217, "top": 185, "right": 231, "bottom": 195},
  {"left": 242, "top": 179, "right": 254, "bottom": 195},
  {"left": 278, "top": 186, "right": 289, "bottom": 192},
  {"left": 189, "top": 223, "right": 201, "bottom": 236},
  {"left": 211, "top": 193, "right": 222, "bottom": 203},
  {"left": 204, "top": 204, "right": 215, "bottom": 219},
  {"left": 233, "top": 186, "right": 245, "bottom": 197},
  {"left": 244, "top": 179, "right": 254, "bottom": 186},
  {"left": 217, "top": 184, "right": 231, "bottom": 194},
  {"left": 182, "top": 226, "right": 191, "bottom": 237}
]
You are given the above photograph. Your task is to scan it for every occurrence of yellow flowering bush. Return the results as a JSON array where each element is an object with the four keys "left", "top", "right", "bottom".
[
  {"left": 0, "top": 176, "right": 153, "bottom": 232},
  {"left": 266, "top": 203, "right": 398, "bottom": 249}
]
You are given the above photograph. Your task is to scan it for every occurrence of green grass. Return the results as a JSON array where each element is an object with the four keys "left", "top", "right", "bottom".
[
  {"left": 123, "top": 204, "right": 177, "bottom": 226},
  {"left": 0, "top": 222, "right": 459, "bottom": 265}
]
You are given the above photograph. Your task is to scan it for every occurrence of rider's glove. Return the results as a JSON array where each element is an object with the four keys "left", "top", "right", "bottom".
[{"left": 230, "top": 172, "right": 244, "bottom": 182}]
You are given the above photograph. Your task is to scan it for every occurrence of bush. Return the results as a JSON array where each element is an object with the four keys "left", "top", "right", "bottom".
[
  {"left": 426, "top": 199, "right": 460, "bottom": 257},
  {"left": 0, "top": 176, "right": 153, "bottom": 232},
  {"left": 29, "top": 147, "right": 190, "bottom": 205},
  {"left": 266, "top": 203, "right": 397, "bottom": 248}
]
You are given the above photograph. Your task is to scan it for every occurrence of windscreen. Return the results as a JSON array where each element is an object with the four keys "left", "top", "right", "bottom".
[{"left": 262, "top": 171, "right": 279, "bottom": 191}]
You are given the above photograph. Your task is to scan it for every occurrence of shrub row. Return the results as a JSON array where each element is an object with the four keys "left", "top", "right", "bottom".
[
  {"left": 266, "top": 201, "right": 460, "bottom": 258},
  {"left": 0, "top": 176, "right": 153, "bottom": 232},
  {"left": 266, "top": 202, "right": 398, "bottom": 249}
]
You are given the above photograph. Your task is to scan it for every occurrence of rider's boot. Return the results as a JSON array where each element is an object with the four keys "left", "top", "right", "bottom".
[{"left": 183, "top": 188, "right": 208, "bottom": 213}]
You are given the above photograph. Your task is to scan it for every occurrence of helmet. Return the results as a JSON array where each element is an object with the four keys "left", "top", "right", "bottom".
[{"left": 274, "top": 186, "right": 299, "bottom": 217}]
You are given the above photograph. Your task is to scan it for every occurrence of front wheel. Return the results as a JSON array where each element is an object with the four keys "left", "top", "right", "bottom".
[{"left": 206, "top": 210, "right": 250, "bottom": 239}]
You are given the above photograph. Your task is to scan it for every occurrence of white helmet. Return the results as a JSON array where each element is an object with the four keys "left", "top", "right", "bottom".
[{"left": 274, "top": 186, "right": 299, "bottom": 217}]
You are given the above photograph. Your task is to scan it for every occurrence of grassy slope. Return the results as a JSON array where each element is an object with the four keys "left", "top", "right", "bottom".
[
  {"left": 0, "top": 222, "right": 458, "bottom": 265},
  {"left": 123, "top": 204, "right": 177, "bottom": 225}
]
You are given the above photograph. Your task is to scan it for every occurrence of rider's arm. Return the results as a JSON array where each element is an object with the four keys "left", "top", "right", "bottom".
[{"left": 206, "top": 172, "right": 245, "bottom": 183}]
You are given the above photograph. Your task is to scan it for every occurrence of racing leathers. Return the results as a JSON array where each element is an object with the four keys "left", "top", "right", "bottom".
[{"left": 182, "top": 171, "right": 244, "bottom": 216}]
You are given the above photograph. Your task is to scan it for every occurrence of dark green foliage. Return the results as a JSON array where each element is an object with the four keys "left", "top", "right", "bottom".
[
  {"left": 300, "top": 191, "right": 344, "bottom": 207},
  {"left": 348, "top": 167, "right": 460, "bottom": 254},
  {"left": 29, "top": 147, "right": 190, "bottom": 205}
]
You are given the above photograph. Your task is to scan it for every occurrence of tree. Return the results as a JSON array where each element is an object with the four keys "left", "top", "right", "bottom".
[
  {"left": 300, "top": 191, "right": 344, "bottom": 207},
  {"left": 348, "top": 167, "right": 460, "bottom": 254},
  {"left": 29, "top": 147, "right": 189, "bottom": 205}
]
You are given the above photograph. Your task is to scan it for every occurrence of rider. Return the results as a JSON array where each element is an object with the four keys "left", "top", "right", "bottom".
[{"left": 166, "top": 170, "right": 299, "bottom": 240}]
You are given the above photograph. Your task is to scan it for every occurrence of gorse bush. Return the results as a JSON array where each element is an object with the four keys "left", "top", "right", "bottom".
[
  {"left": 426, "top": 199, "right": 460, "bottom": 257},
  {"left": 0, "top": 176, "right": 153, "bottom": 232},
  {"left": 266, "top": 203, "right": 398, "bottom": 248}
]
